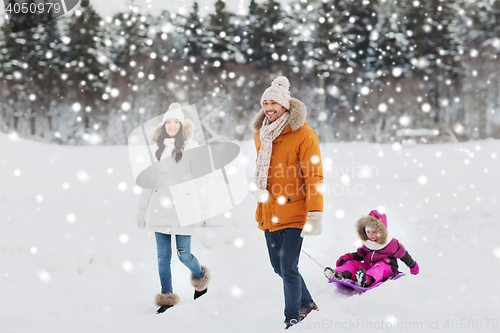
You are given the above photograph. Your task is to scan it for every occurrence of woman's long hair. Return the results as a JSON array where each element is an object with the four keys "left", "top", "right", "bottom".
[{"left": 152, "top": 121, "right": 186, "bottom": 163}]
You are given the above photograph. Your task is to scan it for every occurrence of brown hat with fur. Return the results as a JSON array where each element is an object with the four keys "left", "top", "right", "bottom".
[{"left": 356, "top": 210, "right": 389, "bottom": 245}]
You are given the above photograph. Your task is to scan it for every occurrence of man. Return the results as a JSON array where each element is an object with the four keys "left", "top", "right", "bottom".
[{"left": 251, "top": 76, "right": 324, "bottom": 329}]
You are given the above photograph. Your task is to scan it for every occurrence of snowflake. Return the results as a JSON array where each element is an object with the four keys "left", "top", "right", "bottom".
[
  {"left": 234, "top": 239, "right": 244, "bottom": 248},
  {"left": 67, "top": 213, "right": 76, "bottom": 223},
  {"left": 378, "top": 103, "right": 388, "bottom": 113},
  {"left": 230, "top": 285, "right": 243, "bottom": 298}
]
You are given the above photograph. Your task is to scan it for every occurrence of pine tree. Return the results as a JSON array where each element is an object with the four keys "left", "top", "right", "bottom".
[
  {"left": 460, "top": 0, "right": 500, "bottom": 138},
  {"left": 328, "top": 0, "right": 378, "bottom": 71},
  {"left": 0, "top": 20, "right": 28, "bottom": 131},
  {"left": 109, "top": 7, "right": 156, "bottom": 104},
  {"left": 366, "top": 2, "right": 411, "bottom": 78},
  {"left": 66, "top": 0, "right": 108, "bottom": 131},
  {"left": 240, "top": 0, "right": 289, "bottom": 69},
  {"left": 312, "top": 0, "right": 336, "bottom": 74},
  {"left": 400, "top": 0, "right": 463, "bottom": 123},
  {"left": 207, "top": 0, "right": 234, "bottom": 69},
  {"left": 261, "top": 0, "right": 288, "bottom": 69},
  {"left": 0, "top": 2, "right": 64, "bottom": 136},
  {"left": 241, "top": 0, "right": 266, "bottom": 66},
  {"left": 182, "top": 1, "right": 209, "bottom": 72},
  {"left": 465, "top": 0, "right": 500, "bottom": 51}
]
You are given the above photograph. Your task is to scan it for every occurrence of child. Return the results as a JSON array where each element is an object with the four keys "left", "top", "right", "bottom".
[{"left": 325, "top": 210, "right": 419, "bottom": 287}]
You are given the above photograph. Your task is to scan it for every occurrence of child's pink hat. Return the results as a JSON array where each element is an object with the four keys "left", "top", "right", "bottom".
[{"left": 368, "top": 210, "right": 387, "bottom": 228}]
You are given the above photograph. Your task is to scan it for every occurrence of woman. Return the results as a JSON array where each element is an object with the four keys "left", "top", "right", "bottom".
[{"left": 135, "top": 103, "right": 210, "bottom": 314}]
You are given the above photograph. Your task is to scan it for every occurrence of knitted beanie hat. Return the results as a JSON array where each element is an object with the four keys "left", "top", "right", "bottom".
[
  {"left": 162, "top": 103, "right": 185, "bottom": 124},
  {"left": 260, "top": 76, "right": 291, "bottom": 110}
]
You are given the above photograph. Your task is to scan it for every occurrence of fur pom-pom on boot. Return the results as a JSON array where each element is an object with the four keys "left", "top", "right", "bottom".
[
  {"left": 155, "top": 292, "right": 180, "bottom": 307},
  {"left": 191, "top": 266, "right": 210, "bottom": 299},
  {"left": 191, "top": 266, "right": 210, "bottom": 291},
  {"left": 155, "top": 292, "right": 180, "bottom": 314}
]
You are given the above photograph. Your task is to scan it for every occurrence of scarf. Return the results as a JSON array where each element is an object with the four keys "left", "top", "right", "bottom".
[
  {"left": 253, "top": 112, "right": 289, "bottom": 201},
  {"left": 161, "top": 138, "right": 176, "bottom": 160}
]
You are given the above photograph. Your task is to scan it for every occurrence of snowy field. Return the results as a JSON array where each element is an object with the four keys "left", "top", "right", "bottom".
[{"left": 1, "top": 132, "right": 500, "bottom": 333}]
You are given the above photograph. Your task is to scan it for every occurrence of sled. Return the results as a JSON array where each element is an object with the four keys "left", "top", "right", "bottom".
[{"left": 328, "top": 271, "right": 405, "bottom": 294}]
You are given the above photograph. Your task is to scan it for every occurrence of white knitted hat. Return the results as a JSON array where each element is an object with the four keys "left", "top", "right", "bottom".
[
  {"left": 162, "top": 103, "right": 185, "bottom": 124},
  {"left": 260, "top": 76, "right": 291, "bottom": 110}
]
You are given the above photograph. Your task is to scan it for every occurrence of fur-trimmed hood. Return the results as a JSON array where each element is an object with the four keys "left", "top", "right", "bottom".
[
  {"left": 181, "top": 118, "right": 195, "bottom": 140},
  {"left": 251, "top": 97, "right": 307, "bottom": 132},
  {"left": 356, "top": 214, "right": 389, "bottom": 245}
]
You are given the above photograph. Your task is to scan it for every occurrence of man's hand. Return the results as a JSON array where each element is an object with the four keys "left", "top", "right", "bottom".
[
  {"left": 252, "top": 188, "right": 269, "bottom": 203},
  {"left": 300, "top": 211, "right": 322, "bottom": 237}
]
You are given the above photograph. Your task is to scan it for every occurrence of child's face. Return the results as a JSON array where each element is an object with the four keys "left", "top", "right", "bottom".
[{"left": 366, "top": 229, "right": 378, "bottom": 241}]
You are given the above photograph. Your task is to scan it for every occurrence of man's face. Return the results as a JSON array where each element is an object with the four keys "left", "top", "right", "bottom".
[{"left": 263, "top": 100, "right": 287, "bottom": 123}]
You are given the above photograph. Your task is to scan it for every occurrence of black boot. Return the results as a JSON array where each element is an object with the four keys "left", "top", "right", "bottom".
[
  {"left": 156, "top": 304, "right": 173, "bottom": 314},
  {"left": 194, "top": 287, "right": 207, "bottom": 300},
  {"left": 191, "top": 266, "right": 210, "bottom": 299}
]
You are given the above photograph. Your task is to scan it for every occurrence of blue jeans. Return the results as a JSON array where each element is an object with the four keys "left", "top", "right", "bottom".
[
  {"left": 155, "top": 232, "right": 204, "bottom": 294},
  {"left": 265, "top": 228, "right": 314, "bottom": 326}
]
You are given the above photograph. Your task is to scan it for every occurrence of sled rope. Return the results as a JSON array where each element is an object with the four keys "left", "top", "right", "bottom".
[{"left": 301, "top": 250, "right": 325, "bottom": 269}]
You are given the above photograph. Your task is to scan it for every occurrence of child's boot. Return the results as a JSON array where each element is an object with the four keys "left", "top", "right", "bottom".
[
  {"left": 324, "top": 267, "right": 344, "bottom": 281},
  {"left": 355, "top": 268, "right": 367, "bottom": 287}
]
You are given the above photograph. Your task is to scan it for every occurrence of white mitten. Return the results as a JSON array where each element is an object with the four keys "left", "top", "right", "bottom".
[
  {"left": 253, "top": 188, "right": 269, "bottom": 203},
  {"left": 300, "top": 211, "right": 323, "bottom": 237},
  {"left": 135, "top": 208, "right": 147, "bottom": 229}
]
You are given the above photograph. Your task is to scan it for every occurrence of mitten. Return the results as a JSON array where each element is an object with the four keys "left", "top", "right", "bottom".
[
  {"left": 135, "top": 208, "right": 147, "bottom": 229},
  {"left": 336, "top": 253, "right": 353, "bottom": 267},
  {"left": 300, "top": 212, "right": 322, "bottom": 237},
  {"left": 252, "top": 188, "right": 269, "bottom": 203},
  {"left": 410, "top": 262, "right": 419, "bottom": 275}
]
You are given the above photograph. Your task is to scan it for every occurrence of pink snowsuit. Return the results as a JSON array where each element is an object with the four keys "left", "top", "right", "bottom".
[
  {"left": 335, "top": 238, "right": 412, "bottom": 284},
  {"left": 335, "top": 210, "right": 416, "bottom": 285}
]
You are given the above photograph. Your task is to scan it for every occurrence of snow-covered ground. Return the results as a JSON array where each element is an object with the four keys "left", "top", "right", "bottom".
[{"left": 1, "top": 132, "right": 499, "bottom": 332}]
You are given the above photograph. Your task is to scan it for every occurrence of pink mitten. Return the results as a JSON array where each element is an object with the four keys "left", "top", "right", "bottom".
[
  {"left": 410, "top": 262, "right": 419, "bottom": 275},
  {"left": 336, "top": 253, "right": 353, "bottom": 267}
]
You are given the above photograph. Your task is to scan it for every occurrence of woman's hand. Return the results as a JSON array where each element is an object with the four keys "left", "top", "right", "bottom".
[{"left": 135, "top": 208, "right": 147, "bottom": 229}]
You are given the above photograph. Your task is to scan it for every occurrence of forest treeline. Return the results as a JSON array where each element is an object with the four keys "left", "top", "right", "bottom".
[{"left": 1, "top": 0, "right": 499, "bottom": 144}]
